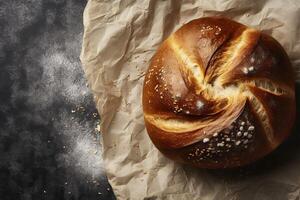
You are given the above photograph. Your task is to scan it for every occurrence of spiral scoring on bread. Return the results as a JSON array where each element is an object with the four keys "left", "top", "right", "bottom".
[{"left": 142, "top": 17, "right": 295, "bottom": 166}]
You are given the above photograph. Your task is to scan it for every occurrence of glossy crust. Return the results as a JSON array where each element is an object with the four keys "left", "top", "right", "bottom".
[{"left": 142, "top": 17, "right": 295, "bottom": 168}]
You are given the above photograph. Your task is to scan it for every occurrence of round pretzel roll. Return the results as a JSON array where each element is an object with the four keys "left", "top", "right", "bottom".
[{"left": 142, "top": 17, "right": 296, "bottom": 168}]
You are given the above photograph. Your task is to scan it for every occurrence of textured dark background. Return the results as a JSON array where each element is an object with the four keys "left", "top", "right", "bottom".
[{"left": 0, "top": 0, "right": 115, "bottom": 199}]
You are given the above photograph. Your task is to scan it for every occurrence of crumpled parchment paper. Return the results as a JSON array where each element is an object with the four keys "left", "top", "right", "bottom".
[{"left": 80, "top": 0, "right": 300, "bottom": 199}]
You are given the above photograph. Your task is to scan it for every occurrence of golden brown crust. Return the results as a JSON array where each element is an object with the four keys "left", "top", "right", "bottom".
[{"left": 142, "top": 17, "right": 296, "bottom": 168}]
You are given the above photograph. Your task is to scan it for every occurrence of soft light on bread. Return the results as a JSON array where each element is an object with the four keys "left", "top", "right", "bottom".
[{"left": 142, "top": 17, "right": 296, "bottom": 168}]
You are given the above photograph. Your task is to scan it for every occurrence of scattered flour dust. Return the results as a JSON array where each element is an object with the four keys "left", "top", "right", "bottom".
[
  {"left": 40, "top": 51, "right": 90, "bottom": 104},
  {"left": 39, "top": 50, "right": 104, "bottom": 178},
  {"left": 55, "top": 110, "right": 104, "bottom": 178}
]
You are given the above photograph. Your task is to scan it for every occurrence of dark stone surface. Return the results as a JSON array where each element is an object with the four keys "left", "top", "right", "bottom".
[{"left": 0, "top": 0, "right": 115, "bottom": 199}]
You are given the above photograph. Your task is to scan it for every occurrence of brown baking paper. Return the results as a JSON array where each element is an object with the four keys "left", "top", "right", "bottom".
[{"left": 80, "top": 0, "right": 300, "bottom": 199}]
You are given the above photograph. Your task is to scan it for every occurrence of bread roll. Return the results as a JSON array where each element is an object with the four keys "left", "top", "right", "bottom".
[{"left": 142, "top": 17, "right": 296, "bottom": 168}]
